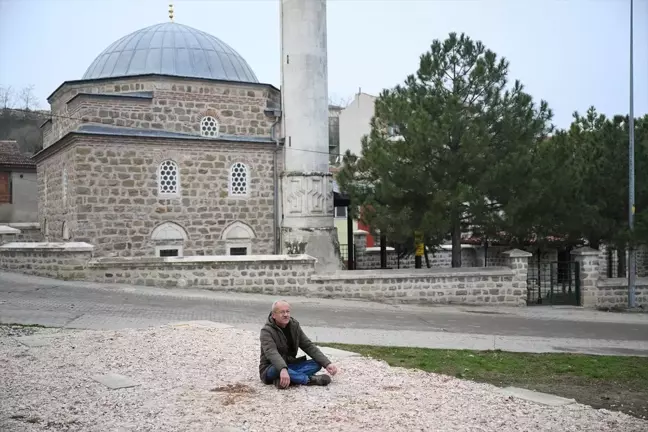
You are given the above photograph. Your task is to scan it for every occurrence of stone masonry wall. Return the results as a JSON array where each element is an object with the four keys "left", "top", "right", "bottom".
[
  {"left": 310, "top": 268, "right": 521, "bottom": 305},
  {"left": 0, "top": 243, "right": 92, "bottom": 280},
  {"left": 636, "top": 246, "right": 648, "bottom": 277},
  {"left": 8, "top": 223, "right": 44, "bottom": 242},
  {"left": 38, "top": 136, "right": 279, "bottom": 257},
  {"left": 45, "top": 76, "right": 281, "bottom": 148},
  {"left": 37, "top": 143, "right": 77, "bottom": 243},
  {"left": 486, "top": 246, "right": 509, "bottom": 267},
  {"left": 87, "top": 255, "right": 315, "bottom": 295},
  {"left": 595, "top": 278, "right": 648, "bottom": 308},
  {"left": 389, "top": 248, "right": 478, "bottom": 269},
  {"left": 0, "top": 244, "right": 531, "bottom": 306}
]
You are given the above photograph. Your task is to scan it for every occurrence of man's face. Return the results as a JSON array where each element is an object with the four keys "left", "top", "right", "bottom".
[{"left": 272, "top": 302, "right": 291, "bottom": 327}]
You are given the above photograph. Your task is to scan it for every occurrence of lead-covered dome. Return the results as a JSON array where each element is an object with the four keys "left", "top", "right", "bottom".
[{"left": 82, "top": 22, "right": 258, "bottom": 83}]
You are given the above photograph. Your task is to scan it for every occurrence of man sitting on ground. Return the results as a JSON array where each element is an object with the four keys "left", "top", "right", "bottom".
[{"left": 259, "top": 300, "right": 338, "bottom": 389}]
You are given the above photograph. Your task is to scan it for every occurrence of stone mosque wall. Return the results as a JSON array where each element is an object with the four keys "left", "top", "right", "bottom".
[
  {"left": 36, "top": 136, "right": 280, "bottom": 258},
  {"left": 43, "top": 76, "right": 281, "bottom": 148}
]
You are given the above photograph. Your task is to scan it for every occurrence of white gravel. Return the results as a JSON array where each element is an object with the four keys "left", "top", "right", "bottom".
[{"left": 1, "top": 324, "right": 646, "bottom": 432}]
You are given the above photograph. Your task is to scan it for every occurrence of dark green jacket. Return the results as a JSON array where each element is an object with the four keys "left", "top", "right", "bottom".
[{"left": 259, "top": 313, "right": 331, "bottom": 382}]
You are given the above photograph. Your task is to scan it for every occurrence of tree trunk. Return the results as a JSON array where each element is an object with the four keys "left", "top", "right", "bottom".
[{"left": 451, "top": 213, "right": 462, "bottom": 268}]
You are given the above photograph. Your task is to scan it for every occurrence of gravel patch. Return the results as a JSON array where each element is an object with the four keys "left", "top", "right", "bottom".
[{"left": 1, "top": 324, "right": 646, "bottom": 432}]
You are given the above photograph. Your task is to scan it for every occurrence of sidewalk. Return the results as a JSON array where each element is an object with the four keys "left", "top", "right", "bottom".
[{"left": 235, "top": 324, "right": 648, "bottom": 357}]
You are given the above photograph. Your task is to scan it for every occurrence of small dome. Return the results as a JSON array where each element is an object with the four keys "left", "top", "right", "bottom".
[{"left": 82, "top": 22, "right": 258, "bottom": 83}]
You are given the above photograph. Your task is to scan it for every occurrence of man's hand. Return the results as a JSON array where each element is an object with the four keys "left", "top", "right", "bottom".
[
  {"left": 279, "top": 368, "right": 290, "bottom": 388},
  {"left": 326, "top": 364, "right": 338, "bottom": 376}
]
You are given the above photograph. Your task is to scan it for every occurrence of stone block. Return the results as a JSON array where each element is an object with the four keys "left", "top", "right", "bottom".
[
  {"left": 91, "top": 373, "right": 140, "bottom": 389},
  {"left": 16, "top": 335, "right": 57, "bottom": 347},
  {"left": 497, "top": 387, "right": 576, "bottom": 406}
]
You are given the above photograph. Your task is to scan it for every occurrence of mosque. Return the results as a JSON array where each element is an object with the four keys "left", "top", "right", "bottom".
[{"left": 35, "top": 2, "right": 341, "bottom": 269}]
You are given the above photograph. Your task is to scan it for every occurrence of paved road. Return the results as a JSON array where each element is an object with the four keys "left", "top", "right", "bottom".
[{"left": 2, "top": 272, "right": 647, "bottom": 343}]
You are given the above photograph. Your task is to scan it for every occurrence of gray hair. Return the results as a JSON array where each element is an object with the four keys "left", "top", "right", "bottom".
[{"left": 272, "top": 300, "right": 290, "bottom": 312}]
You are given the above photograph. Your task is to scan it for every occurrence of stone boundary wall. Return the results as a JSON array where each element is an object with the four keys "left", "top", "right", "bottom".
[
  {"left": 8, "top": 223, "right": 43, "bottom": 242},
  {"left": 0, "top": 223, "right": 43, "bottom": 244},
  {"left": 310, "top": 267, "right": 524, "bottom": 305},
  {"left": 571, "top": 247, "right": 648, "bottom": 307},
  {"left": 0, "top": 242, "right": 93, "bottom": 280},
  {"left": 87, "top": 254, "right": 316, "bottom": 295},
  {"left": 596, "top": 278, "right": 648, "bottom": 307},
  {"left": 0, "top": 240, "right": 534, "bottom": 306}
]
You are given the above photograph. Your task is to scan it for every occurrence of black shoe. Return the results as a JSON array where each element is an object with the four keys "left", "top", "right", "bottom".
[{"left": 307, "top": 374, "right": 331, "bottom": 386}]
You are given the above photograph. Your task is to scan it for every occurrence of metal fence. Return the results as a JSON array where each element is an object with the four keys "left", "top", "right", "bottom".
[
  {"left": 339, "top": 244, "right": 349, "bottom": 261},
  {"left": 606, "top": 248, "right": 622, "bottom": 278},
  {"left": 526, "top": 261, "right": 580, "bottom": 306}
]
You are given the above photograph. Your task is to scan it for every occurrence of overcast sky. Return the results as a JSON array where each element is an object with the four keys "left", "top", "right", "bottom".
[{"left": 0, "top": 0, "right": 646, "bottom": 128}]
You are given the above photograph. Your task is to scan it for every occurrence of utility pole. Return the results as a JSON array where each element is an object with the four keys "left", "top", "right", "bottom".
[{"left": 628, "top": 0, "right": 636, "bottom": 308}]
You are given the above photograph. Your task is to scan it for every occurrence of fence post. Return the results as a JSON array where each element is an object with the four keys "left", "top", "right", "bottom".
[
  {"left": 502, "top": 248, "right": 532, "bottom": 306},
  {"left": 353, "top": 230, "right": 368, "bottom": 270},
  {"left": 570, "top": 247, "right": 600, "bottom": 307}
]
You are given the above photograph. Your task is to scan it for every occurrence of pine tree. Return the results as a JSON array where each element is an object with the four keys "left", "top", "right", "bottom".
[{"left": 337, "top": 33, "right": 552, "bottom": 266}]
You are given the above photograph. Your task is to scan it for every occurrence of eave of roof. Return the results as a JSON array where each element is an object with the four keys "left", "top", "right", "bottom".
[
  {"left": 47, "top": 73, "right": 281, "bottom": 103},
  {"left": 32, "top": 124, "right": 277, "bottom": 162}
]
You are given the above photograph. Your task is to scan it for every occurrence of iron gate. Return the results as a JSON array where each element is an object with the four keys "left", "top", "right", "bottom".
[{"left": 526, "top": 261, "right": 581, "bottom": 306}]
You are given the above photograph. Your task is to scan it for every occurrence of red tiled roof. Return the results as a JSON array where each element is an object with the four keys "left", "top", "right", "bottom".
[{"left": 0, "top": 141, "right": 36, "bottom": 169}]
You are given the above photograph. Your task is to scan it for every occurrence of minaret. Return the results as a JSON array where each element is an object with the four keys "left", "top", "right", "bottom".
[{"left": 280, "top": 0, "right": 341, "bottom": 271}]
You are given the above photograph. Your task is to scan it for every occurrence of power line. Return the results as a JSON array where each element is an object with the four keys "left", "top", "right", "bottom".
[{"left": 5, "top": 107, "right": 339, "bottom": 158}]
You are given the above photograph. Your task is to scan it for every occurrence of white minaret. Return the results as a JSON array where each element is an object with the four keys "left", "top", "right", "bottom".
[{"left": 280, "top": 0, "right": 341, "bottom": 271}]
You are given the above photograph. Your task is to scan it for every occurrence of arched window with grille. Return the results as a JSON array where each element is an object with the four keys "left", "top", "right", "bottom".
[
  {"left": 229, "top": 162, "right": 248, "bottom": 197},
  {"left": 158, "top": 160, "right": 180, "bottom": 198},
  {"left": 200, "top": 116, "right": 219, "bottom": 137}
]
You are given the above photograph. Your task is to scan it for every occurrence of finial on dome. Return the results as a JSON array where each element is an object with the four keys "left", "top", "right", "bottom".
[{"left": 169, "top": 3, "right": 174, "bottom": 22}]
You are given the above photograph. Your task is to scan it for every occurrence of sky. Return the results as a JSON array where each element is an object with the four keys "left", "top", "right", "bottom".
[{"left": 0, "top": 0, "right": 646, "bottom": 129}]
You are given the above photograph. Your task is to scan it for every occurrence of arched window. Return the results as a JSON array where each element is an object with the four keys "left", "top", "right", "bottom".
[
  {"left": 229, "top": 162, "right": 248, "bottom": 196},
  {"left": 158, "top": 160, "right": 180, "bottom": 197},
  {"left": 151, "top": 221, "right": 188, "bottom": 257},
  {"left": 200, "top": 116, "right": 219, "bottom": 137},
  {"left": 221, "top": 221, "right": 255, "bottom": 255}
]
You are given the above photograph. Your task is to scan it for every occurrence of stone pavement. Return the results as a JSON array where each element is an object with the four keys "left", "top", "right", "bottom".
[{"left": 1, "top": 271, "right": 647, "bottom": 356}]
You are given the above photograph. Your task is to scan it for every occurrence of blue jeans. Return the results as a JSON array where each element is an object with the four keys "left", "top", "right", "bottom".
[{"left": 266, "top": 359, "right": 322, "bottom": 385}]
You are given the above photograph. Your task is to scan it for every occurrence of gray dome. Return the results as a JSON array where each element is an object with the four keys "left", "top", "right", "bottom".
[{"left": 82, "top": 22, "right": 258, "bottom": 83}]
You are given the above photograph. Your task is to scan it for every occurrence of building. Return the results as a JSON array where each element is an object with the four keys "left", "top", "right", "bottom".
[
  {"left": 35, "top": 21, "right": 282, "bottom": 258},
  {"left": 328, "top": 104, "right": 343, "bottom": 166},
  {"left": 0, "top": 140, "right": 37, "bottom": 223},
  {"left": 329, "top": 92, "right": 378, "bottom": 248},
  {"left": 339, "top": 92, "right": 376, "bottom": 157}
]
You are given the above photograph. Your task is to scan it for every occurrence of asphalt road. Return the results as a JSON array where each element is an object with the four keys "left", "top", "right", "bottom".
[{"left": 1, "top": 272, "right": 647, "bottom": 342}]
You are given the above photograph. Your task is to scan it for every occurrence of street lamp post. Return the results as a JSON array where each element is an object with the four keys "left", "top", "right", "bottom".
[{"left": 628, "top": 0, "right": 636, "bottom": 308}]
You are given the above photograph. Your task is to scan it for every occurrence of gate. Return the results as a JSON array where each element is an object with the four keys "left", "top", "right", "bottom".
[{"left": 526, "top": 261, "right": 581, "bottom": 306}]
